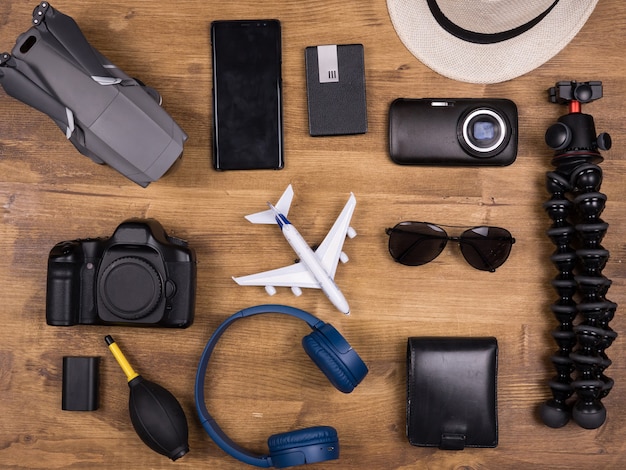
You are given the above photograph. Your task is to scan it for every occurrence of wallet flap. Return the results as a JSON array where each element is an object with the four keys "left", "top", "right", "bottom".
[
  {"left": 407, "top": 337, "right": 498, "bottom": 449},
  {"left": 441, "top": 433, "right": 466, "bottom": 451}
]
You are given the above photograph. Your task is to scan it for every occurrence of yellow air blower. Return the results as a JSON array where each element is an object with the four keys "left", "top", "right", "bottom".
[{"left": 105, "top": 335, "right": 189, "bottom": 460}]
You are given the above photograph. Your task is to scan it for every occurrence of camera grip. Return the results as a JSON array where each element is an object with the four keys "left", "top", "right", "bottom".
[{"left": 46, "top": 263, "right": 80, "bottom": 326}]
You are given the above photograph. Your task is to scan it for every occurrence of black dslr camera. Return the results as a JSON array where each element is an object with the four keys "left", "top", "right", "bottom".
[
  {"left": 46, "top": 219, "right": 196, "bottom": 328},
  {"left": 389, "top": 98, "right": 518, "bottom": 166}
]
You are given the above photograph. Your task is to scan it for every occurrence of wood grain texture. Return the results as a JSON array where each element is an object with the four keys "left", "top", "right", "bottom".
[{"left": 1, "top": 1, "right": 626, "bottom": 469}]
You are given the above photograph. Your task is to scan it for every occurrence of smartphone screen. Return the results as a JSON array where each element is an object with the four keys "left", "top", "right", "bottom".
[{"left": 211, "top": 20, "right": 284, "bottom": 170}]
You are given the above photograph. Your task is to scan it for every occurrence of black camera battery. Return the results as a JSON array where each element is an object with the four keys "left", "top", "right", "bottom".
[{"left": 62, "top": 356, "right": 99, "bottom": 411}]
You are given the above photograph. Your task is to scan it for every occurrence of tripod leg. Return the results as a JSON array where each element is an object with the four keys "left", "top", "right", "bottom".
[{"left": 541, "top": 170, "right": 577, "bottom": 428}]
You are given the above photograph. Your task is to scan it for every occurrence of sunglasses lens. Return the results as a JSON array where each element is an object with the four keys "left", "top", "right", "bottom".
[
  {"left": 388, "top": 223, "right": 447, "bottom": 266},
  {"left": 459, "top": 226, "right": 513, "bottom": 272}
]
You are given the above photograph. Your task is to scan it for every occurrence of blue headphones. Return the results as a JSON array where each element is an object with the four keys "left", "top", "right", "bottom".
[{"left": 195, "top": 304, "right": 369, "bottom": 468}]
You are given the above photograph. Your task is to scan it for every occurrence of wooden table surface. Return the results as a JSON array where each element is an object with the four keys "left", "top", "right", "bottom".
[{"left": 1, "top": 1, "right": 626, "bottom": 469}]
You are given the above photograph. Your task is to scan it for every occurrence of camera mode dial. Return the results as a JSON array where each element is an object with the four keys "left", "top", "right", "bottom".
[{"left": 98, "top": 256, "right": 163, "bottom": 320}]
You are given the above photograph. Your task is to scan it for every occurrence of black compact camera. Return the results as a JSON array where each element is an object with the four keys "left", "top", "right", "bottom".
[
  {"left": 389, "top": 98, "right": 518, "bottom": 166},
  {"left": 46, "top": 219, "right": 196, "bottom": 328}
]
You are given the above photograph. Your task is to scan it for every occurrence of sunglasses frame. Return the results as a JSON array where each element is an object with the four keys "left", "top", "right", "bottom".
[{"left": 385, "top": 221, "right": 515, "bottom": 272}]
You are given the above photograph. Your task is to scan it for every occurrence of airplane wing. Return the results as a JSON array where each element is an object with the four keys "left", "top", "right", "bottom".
[
  {"left": 233, "top": 262, "right": 321, "bottom": 289},
  {"left": 233, "top": 191, "right": 356, "bottom": 289},
  {"left": 314, "top": 193, "right": 356, "bottom": 279}
]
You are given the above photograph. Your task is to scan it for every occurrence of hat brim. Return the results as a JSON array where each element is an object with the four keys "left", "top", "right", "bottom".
[{"left": 386, "top": 0, "right": 599, "bottom": 84}]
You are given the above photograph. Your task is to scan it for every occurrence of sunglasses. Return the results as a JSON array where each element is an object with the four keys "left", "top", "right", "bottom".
[{"left": 386, "top": 222, "right": 515, "bottom": 272}]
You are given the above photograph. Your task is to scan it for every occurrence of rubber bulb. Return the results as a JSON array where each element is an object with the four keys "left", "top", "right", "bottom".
[{"left": 128, "top": 375, "right": 189, "bottom": 460}]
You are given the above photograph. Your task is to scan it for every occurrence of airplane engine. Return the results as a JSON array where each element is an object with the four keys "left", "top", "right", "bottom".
[
  {"left": 265, "top": 286, "right": 277, "bottom": 296},
  {"left": 291, "top": 286, "right": 303, "bottom": 297}
]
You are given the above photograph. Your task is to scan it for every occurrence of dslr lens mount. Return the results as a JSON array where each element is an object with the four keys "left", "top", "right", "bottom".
[{"left": 98, "top": 256, "right": 163, "bottom": 321}]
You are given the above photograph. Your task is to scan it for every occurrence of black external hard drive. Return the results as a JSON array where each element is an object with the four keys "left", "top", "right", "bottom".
[{"left": 305, "top": 44, "right": 368, "bottom": 136}]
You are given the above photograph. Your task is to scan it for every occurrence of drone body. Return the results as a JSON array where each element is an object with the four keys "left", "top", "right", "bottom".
[{"left": 0, "top": 2, "right": 187, "bottom": 187}]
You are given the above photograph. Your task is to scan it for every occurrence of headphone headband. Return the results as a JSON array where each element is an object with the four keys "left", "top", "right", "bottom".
[{"left": 194, "top": 305, "right": 332, "bottom": 468}]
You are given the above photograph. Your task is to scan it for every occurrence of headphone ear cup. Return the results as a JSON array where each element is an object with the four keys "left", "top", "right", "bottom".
[
  {"left": 302, "top": 332, "right": 355, "bottom": 393},
  {"left": 302, "top": 324, "right": 368, "bottom": 393},
  {"left": 268, "top": 426, "right": 339, "bottom": 468}
]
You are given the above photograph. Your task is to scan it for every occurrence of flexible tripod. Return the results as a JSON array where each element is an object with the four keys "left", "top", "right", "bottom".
[{"left": 540, "top": 81, "right": 617, "bottom": 430}]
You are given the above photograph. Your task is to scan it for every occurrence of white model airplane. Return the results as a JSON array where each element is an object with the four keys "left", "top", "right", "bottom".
[{"left": 232, "top": 185, "right": 357, "bottom": 315}]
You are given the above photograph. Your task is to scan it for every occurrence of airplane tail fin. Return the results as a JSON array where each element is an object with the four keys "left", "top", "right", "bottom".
[{"left": 244, "top": 185, "right": 294, "bottom": 224}]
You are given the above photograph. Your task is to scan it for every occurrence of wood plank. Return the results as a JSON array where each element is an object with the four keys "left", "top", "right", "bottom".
[{"left": 1, "top": 1, "right": 625, "bottom": 468}]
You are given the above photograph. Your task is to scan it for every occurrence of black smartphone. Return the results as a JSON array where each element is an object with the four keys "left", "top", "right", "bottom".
[{"left": 211, "top": 20, "right": 284, "bottom": 170}]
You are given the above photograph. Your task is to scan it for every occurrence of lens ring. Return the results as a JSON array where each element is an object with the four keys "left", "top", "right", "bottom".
[
  {"left": 388, "top": 222, "right": 448, "bottom": 266},
  {"left": 458, "top": 226, "right": 513, "bottom": 272},
  {"left": 461, "top": 108, "right": 508, "bottom": 155}
]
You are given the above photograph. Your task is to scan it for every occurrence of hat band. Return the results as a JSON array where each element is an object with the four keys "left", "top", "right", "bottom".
[{"left": 427, "top": 0, "right": 560, "bottom": 44}]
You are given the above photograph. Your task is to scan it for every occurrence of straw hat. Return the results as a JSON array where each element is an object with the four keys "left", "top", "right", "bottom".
[{"left": 386, "top": 0, "right": 599, "bottom": 84}]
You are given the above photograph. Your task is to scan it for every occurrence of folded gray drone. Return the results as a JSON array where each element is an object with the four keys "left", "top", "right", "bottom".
[{"left": 0, "top": 2, "right": 188, "bottom": 187}]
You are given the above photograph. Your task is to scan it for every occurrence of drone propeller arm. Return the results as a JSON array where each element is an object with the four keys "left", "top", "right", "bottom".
[
  {"left": 34, "top": 2, "right": 110, "bottom": 79},
  {"left": 0, "top": 54, "right": 74, "bottom": 137}
]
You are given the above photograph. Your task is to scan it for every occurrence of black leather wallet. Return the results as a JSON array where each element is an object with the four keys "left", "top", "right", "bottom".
[
  {"left": 407, "top": 337, "right": 498, "bottom": 450},
  {"left": 305, "top": 44, "right": 367, "bottom": 136}
]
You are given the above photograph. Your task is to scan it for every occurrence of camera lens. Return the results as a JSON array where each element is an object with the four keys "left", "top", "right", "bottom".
[
  {"left": 459, "top": 108, "right": 508, "bottom": 157},
  {"left": 99, "top": 256, "right": 163, "bottom": 320}
]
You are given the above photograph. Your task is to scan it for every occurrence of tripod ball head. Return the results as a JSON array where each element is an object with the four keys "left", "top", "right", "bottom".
[
  {"left": 545, "top": 114, "right": 609, "bottom": 155},
  {"left": 545, "top": 81, "right": 610, "bottom": 163}
]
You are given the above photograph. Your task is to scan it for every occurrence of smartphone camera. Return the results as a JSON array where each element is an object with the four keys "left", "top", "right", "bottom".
[{"left": 389, "top": 98, "right": 518, "bottom": 166}]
